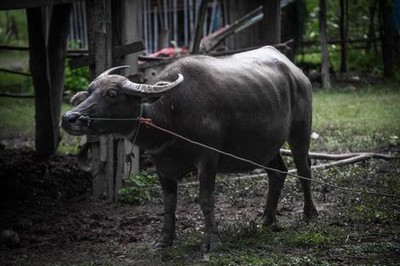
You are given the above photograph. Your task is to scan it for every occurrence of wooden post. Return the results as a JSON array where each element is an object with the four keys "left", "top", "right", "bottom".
[
  {"left": 26, "top": 4, "right": 72, "bottom": 158},
  {"left": 118, "top": 0, "right": 141, "bottom": 199},
  {"left": 112, "top": 0, "right": 142, "bottom": 201},
  {"left": 65, "top": 0, "right": 144, "bottom": 201},
  {"left": 86, "top": 0, "right": 114, "bottom": 200},
  {"left": 263, "top": 0, "right": 281, "bottom": 45},
  {"left": 26, "top": 7, "right": 55, "bottom": 158}
]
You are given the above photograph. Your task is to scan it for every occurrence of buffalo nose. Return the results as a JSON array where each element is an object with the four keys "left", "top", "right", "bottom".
[{"left": 63, "top": 111, "right": 81, "bottom": 123}]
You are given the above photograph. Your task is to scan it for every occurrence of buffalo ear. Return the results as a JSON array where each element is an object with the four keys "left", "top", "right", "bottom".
[{"left": 70, "top": 91, "right": 88, "bottom": 106}]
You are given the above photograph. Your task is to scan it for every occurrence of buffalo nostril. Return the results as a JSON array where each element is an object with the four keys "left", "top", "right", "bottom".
[{"left": 63, "top": 111, "right": 81, "bottom": 123}]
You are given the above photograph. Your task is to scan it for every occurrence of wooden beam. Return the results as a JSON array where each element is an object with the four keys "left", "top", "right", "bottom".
[
  {"left": 68, "top": 41, "right": 144, "bottom": 69},
  {"left": 113, "top": 41, "right": 145, "bottom": 59},
  {"left": 0, "top": 0, "right": 80, "bottom": 10},
  {"left": 0, "top": 68, "right": 30, "bottom": 76},
  {"left": 68, "top": 54, "right": 94, "bottom": 69},
  {"left": 0, "top": 93, "right": 34, "bottom": 98}
]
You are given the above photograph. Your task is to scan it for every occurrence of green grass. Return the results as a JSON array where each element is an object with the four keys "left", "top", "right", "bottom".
[
  {"left": 0, "top": 98, "right": 72, "bottom": 138},
  {"left": 311, "top": 84, "right": 400, "bottom": 152},
  {"left": 138, "top": 209, "right": 399, "bottom": 265},
  {"left": 0, "top": 67, "right": 31, "bottom": 93},
  {"left": 0, "top": 97, "right": 84, "bottom": 154},
  {"left": 0, "top": 97, "right": 35, "bottom": 138}
]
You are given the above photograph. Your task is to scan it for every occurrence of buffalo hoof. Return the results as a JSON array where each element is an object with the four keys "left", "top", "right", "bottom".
[
  {"left": 151, "top": 240, "right": 172, "bottom": 249},
  {"left": 261, "top": 214, "right": 276, "bottom": 227},
  {"left": 304, "top": 206, "right": 319, "bottom": 222},
  {"left": 201, "top": 232, "right": 222, "bottom": 252}
]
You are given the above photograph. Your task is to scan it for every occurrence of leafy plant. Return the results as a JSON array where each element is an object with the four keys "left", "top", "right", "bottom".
[
  {"left": 64, "top": 61, "right": 89, "bottom": 93},
  {"left": 119, "top": 171, "right": 158, "bottom": 204}
]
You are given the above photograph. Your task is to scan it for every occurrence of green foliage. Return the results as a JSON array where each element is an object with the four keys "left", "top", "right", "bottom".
[
  {"left": 119, "top": 171, "right": 158, "bottom": 204},
  {"left": 0, "top": 10, "right": 29, "bottom": 46},
  {"left": 64, "top": 61, "right": 89, "bottom": 93},
  {"left": 300, "top": 0, "right": 399, "bottom": 77},
  {"left": 57, "top": 134, "right": 86, "bottom": 155}
]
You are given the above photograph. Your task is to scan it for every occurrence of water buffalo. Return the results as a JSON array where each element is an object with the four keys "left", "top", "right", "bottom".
[{"left": 62, "top": 46, "right": 318, "bottom": 251}]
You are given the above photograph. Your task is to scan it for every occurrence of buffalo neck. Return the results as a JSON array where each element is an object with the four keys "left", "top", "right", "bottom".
[{"left": 133, "top": 103, "right": 175, "bottom": 154}]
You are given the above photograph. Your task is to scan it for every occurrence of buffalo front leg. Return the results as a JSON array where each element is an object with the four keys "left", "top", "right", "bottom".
[
  {"left": 153, "top": 175, "right": 177, "bottom": 248},
  {"left": 198, "top": 159, "right": 221, "bottom": 252},
  {"left": 262, "top": 154, "right": 287, "bottom": 226}
]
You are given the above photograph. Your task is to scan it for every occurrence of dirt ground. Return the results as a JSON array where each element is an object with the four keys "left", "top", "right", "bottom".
[{"left": 0, "top": 147, "right": 399, "bottom": 265}]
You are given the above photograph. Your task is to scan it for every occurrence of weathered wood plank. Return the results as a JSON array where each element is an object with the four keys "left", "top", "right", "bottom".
[
  {"left": 112, "top": 0, "right": 142, "bottom": 201},
  {"left": 87, "top": 0, "right": 113, "bottom": 200},
  {"left": 68, "top": 54, "right": 94, "bottom": 69},
  {"left": 114, "top": 139, "right": 125, "bottom": 202},
  {"left": 113, "top": 41, "right": 145, "bottom": 59}
]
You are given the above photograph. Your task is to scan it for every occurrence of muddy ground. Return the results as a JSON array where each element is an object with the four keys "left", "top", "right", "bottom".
[{"left": 0, "top": 147, "right": 399, "bottom": 265}]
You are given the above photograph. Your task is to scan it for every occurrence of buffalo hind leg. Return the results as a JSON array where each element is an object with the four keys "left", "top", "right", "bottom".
[
  {"left": 153, "top": 175, "right": 177, "bottom": 248},
  {"left": 198, "top": 158, "right": 221, "bottom": 252},
  {"left": 262, "top": 153, "right": 287, "bottom": 226},
  {"left": 288, "top": 131, "right": 318, "bottom": 221}
]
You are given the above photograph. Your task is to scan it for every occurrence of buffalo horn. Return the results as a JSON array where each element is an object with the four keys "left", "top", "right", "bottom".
[
  {"left": 122, "top": 74, "right": 184, "bottom": 97},
  {"left": 98, "top": 65, "right": 131, "bottom": 78}
]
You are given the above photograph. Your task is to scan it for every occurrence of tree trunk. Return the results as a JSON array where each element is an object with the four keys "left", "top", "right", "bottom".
[
  {"left": 262, "top": 0, "right": 281, "bottom": 44},
  {"left": 319, "top": 0, "right": 331, "bottom": 88},
  {"left": 366, "top": 0, "right": 377, "bottom": 52},
  {"left": 339, "top": 0, "right": 348, "bottom": 73},
  {"left": 379, "top": 0, "right": 393, "bottom": 78}
]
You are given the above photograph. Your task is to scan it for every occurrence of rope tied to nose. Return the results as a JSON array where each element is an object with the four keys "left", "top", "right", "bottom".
[{"left": 78, "top": 104, "right": 144, "bottom": 128}]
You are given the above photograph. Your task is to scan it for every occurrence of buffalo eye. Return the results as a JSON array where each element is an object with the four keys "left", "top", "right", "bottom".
[{"left": 106, "top": 90, "right": 117, "bottom": 98}]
